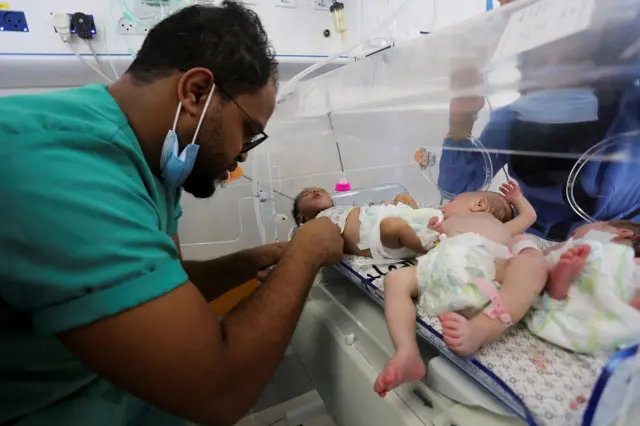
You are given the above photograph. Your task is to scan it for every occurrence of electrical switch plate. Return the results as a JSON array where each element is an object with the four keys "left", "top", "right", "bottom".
[
  {"left": 117, "top": 17, "right": 151, "bottom": 35},
  {"left": 0, "top": 10, "right": 28, "bottom": 32},
  {"left": 52, "top": 13, "right": 97, "bottom": 36},
  {"left": 275, "top": 0, "right": 297, "bottom": 8},
  {"left": 70, "top": 13, "right": 97, "bottom": 35},
  {"left": 313, "top": 0, "right": 331, "bottom": 11}
]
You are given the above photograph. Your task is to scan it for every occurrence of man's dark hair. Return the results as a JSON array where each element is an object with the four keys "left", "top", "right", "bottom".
[{"left": 127, "top": 1, "right": 278, "bottom": 96}]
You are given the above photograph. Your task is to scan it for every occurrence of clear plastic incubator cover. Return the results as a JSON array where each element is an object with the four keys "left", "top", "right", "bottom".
[{"left": 252, "top": 0, "right": 640, "bottom": 244}]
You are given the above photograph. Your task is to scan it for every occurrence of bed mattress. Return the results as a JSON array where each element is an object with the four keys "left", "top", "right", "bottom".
[{"left": 335, "top": 253, "right": 626, "bottom": 426}]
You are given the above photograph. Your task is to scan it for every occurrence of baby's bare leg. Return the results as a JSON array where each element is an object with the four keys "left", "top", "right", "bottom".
[
  {"left": 380, "top": 217, "right": 426, "bottom": 255},
  {"left": 393, "top": 194, "right": 418, "bottom": 209},
  {"left": 440, "top": 235, "right": 547, "bottom": 356},
  {"left": 374, "top": 267, "right": 426, "bottom": 397}
]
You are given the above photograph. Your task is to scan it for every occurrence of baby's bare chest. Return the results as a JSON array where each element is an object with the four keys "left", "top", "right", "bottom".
[{"left": 443, "top": 213, "right": 511, "bottom": 245}]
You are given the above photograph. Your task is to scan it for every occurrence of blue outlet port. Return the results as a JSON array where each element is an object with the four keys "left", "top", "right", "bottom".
[
  {"left": 69, "top": 14, "right": 97, "bottom": 35},
  {"left": 0, "top": 11, "right": 29, "bottom": 32},
  {"left": 52, "top": 14, "right": 97, "bottom": 36}
]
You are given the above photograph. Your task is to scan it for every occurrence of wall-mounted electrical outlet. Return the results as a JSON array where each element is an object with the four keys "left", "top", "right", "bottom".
[
  {"left": 52, "top": 13, "right": 97, "bottom": 36},
  {"left": 70, "top": 13, "right": 96, "bottom": 35},
  {"left": 0, "top": 10, "right": 29, "bottom": 32},
  {"left": 313, "top": 0, "right": 331, "bottom": 11},
  {"left": 116, "top": 17, "right": 151, "bottom": 36},
  {"left": 275, "top": 0, "right": 298, "bottom": 8}
]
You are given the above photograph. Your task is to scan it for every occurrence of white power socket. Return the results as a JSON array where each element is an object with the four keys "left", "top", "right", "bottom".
[
  {"left": 116, "top": 17, "right": 151, "bottom": 36},
  {"left": 313, "top": 0, "right": 331, "bottom": 11}
]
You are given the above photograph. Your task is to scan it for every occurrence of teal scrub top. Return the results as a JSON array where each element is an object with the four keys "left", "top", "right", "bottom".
[{"left": 0, "top": 84, "right": 189, "bottom": 426}]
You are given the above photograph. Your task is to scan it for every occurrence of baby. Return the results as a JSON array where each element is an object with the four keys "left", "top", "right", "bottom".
[
  {"left": 292, "top": 187, "right": 515, "bottom": 260},
  {"left": 525, "top": 220, "right": 640, "bottom": 353},
  {"left": 374, "top": 181, "right": 543, "bottom": 397}
]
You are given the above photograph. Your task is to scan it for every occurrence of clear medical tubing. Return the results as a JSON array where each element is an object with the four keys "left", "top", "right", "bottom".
[
  {"left": 420, "top": 135, "right": 494, "bottom": 200},
  {"left": 275, "top": 0, "right": 438, "bottom": 105},
  {"left": 566, "top": 131, "right": 640, "bottom": 223},
  {"left": 254, "top": 0, "right": 439, "bottom": 244}
]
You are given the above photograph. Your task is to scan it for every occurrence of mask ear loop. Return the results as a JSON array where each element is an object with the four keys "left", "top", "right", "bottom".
[
  {"left": 171, "top": 102, "right": 181, "bottom": 131},
  {"left": 190, "top": 83, "right": 217, "bottom": 145}
]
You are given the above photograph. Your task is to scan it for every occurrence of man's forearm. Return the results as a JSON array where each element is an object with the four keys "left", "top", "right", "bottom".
[
  {"left": 182, "top": 249, "right": 262, "bottom": 301},
  {"left": 447, "top": 115, "right": 476, "bottom": 140},
  {"left": 212, "top": 247, "right": 322, "bottom": 426}
]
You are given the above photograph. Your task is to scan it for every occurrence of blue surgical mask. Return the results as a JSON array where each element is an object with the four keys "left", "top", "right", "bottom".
[
  {"left": 160, "top": 83, "right": 216, "bottom": 187},
  {"left": 511, "top": 88, "right": 599, "bottom": 124}
]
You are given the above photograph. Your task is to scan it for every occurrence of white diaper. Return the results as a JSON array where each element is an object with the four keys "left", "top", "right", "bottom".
[
  {"left": 358, "top": 203, "right": 443, "bottom": 260},
  {"left": 525, "top": 238, "right": 640, "bottom": 354},
  {"left": 416, "top": 232, "right": 513, "bottom": 316}
]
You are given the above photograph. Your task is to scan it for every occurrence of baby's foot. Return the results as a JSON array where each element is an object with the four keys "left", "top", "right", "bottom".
[
  {"left": 548, "top": 245, "right": 590, "bottom": 300},
  {"left": 630, "top": 295, "right": 640, "bottom": 310},
  {"left": 439, "top": 312, "right": 486, "bottom": 356},
  {"left": 374, "top": 351, "right": 426, "bottom": 398}
]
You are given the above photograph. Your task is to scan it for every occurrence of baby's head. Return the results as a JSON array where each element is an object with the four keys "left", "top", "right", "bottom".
[
  {"left": 572, "top": 220, "right": 640, "bottom": 256},
  {"left": 292, "top": 187, "right": 334, "bottom": 225},
  {"left": 441, "top": 191, "right": 514, "bottom": 222}
]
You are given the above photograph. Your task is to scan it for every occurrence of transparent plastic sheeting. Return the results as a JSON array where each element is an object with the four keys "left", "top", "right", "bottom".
[{"left": 253, "top": 0, "right": 640, "bottom": 244}]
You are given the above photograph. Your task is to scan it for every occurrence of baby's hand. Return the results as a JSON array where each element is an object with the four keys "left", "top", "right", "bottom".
[
  {"left": 499, "top": 180, "right": 523, "bottom": 202},
  {"left": 428, "top": 216, "right": 444, "bottom": 233}
]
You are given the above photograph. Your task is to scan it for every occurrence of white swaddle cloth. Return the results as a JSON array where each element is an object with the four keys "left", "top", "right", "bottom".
[
  {"left": 357, "top": 203, "right": 443, "bottom": 260},
  {"left": 525, "top": 231, "right": 640, "bottom": 354}
]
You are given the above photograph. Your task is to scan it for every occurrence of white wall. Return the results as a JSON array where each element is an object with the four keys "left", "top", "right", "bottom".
[{"left": 0, "top": 0, "right": 498, "bottom": 260}]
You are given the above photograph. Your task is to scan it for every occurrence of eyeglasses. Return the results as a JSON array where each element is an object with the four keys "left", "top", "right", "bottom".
[{"left": 218, "top": 86, "right": 269, "bottom": 154}]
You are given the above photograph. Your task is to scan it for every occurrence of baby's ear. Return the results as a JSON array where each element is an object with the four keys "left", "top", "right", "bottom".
[{"left": 471, "top": 197, "right": 488, "bottom": 212}]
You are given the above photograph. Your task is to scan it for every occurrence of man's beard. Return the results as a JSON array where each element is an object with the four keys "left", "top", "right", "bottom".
[
  {"left": 181, "top": 114, "right": 229, "bottom": 199},
  {"left": 182, "top": 151, "right": 230, "bottom": 199},
  {"left": 182, "top": 169, "right": 218, "bottom": 198}
]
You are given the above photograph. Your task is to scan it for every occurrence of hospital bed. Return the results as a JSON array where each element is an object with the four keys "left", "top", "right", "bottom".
[{"left": 289, "top": 184, "right": 640, "bottom": 426}]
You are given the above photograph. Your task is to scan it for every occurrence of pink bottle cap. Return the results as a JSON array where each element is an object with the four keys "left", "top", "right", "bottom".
[{"left": 334, "top": 179, "right": 352, "bottom": 192}]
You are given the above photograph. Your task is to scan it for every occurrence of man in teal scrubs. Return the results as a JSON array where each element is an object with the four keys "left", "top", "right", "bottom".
[{"left": 0, "top": 2, "right": 343, "bottom": 425}]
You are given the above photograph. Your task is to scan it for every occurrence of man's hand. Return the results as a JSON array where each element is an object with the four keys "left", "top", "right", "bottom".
[
  {"left": 290, "top": 217, "right": 344, "bottom": 267},
  {"left": 447, "top": 66, "right": 485, "bottom": 140},
  {"left": 250, "top": 242, "right": 287, "bottom": 268}
]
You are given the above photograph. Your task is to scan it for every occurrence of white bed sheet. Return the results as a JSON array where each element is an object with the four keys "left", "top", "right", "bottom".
[{"left": 336, "top": 251, "right": 609, "bottom": 426}]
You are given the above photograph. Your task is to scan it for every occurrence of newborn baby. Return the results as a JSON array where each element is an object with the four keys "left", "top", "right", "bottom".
[
  {"left": 374, "top": 181, "right": 542, "bottom": 397},
  {"left": 292, "top": 187, "right": 514, "bottom": 260},
  {"left": 526, "top": 220, "right": 640, "bottom": 353}
]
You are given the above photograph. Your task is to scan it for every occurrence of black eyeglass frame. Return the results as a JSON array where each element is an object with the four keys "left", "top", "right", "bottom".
[{"left": 218, "top": 86, "right": 269, "bottom": 154}]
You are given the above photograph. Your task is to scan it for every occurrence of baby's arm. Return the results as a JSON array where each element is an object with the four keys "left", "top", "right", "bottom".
[{"left": 500, "top": 181, "right": 537, "bottom": 237}]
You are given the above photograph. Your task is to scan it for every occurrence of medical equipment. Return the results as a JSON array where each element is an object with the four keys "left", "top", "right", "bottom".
[
  {"left": 253, "top": 0, "right": 640, "bottom": 424},
  {"left": 329, "top": 1, "right": 347, "bottom": 42},
  {"left": 290, "top": 185, "right": 640, "bottom": 426}
]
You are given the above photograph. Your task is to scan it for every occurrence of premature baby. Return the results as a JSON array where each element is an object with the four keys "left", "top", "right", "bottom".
[
  {"left": 375, "top": 181, "right": 541, "bottom": 397},
  {"left": 292, "top": 186, "right": 515, "bottom": 260},
  {"left": 525, "top": 220, "right": 640, "bottom": 354}
]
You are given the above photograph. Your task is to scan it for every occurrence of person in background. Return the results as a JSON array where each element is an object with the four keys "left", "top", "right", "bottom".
[
  {"left": 438, "top": 22, "right": 640, "bottom": 242},
  {"left": 0, "top": 2, "right": 343, "bottom": 426}
]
